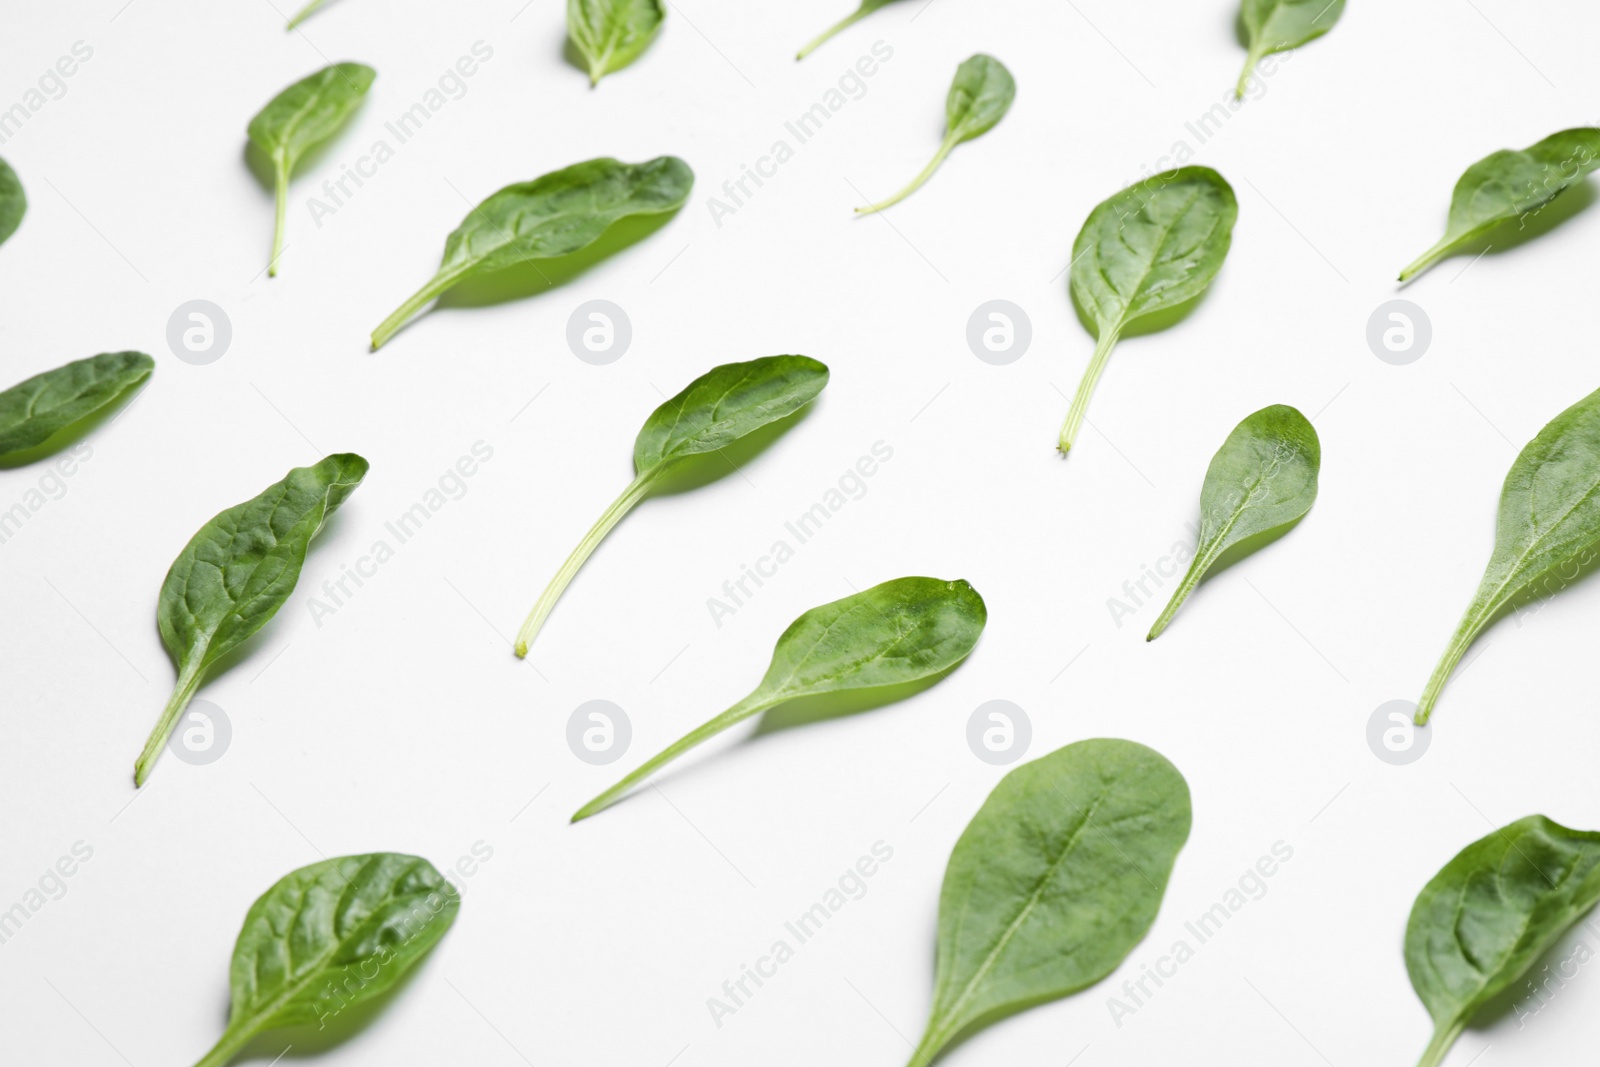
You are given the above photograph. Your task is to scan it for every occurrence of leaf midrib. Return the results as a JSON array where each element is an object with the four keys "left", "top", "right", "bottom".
[{"left": 936, "top": 790, "right": 1110, "bottom": 1036}]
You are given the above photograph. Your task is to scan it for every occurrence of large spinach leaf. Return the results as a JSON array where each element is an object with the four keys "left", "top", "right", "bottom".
[
  {"left": 189, "top": 853, "right": 458, "bottom": 1067},
  {"left": 910, "top": 738, "right": 1190, "bottom": 1065},
  {"left": 1062, "top": 167, "right": 1236, "bottom": 454},
  {"left": 572, "top": 576, "right": 986, "bottom": 821},
  {"left": 1417, "top": 386, "right": 1600, "bottom": 724},
  {"left": 247, "top": 62, "right": 375, "bottom": 277},
  {"left": 1401, "top": 128, "right": 1600, "bottom": 282},
  {"left": 515, "top": 355, "right": 827, "bottom": 657},
  {"left": 1148, "top": 405, "right": 1320, "bottom": 639},
  {"left": 1406, "top": 816, "right": 1600, "bottom": 1067},
  {"left": 135, "top": 455, "right": 369, "bottom": 786},
  {"left": 0, "top": 352, "right": 153, "bottom": 464},
  {"left": 371, "top": 156, "right": 693, "bottom": 349}
]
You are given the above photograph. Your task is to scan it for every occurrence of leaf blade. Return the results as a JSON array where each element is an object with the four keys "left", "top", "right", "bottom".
[
  {"left": 137, "top": 454, "right": 368, "bottom": 785},
  {"left": 192, "top": 853, "right": 459, "bottom": 1067},
  {"left": 0, "top": 155, "right": 25, "bottom": 249},
  {"left": 1148, "top": 405, "right": 1320, "bottom": 639},
  {"left": 572, "top": 577, "right": 986, "bottom": 820},
  {"left": 0, "top": 351, "right": 153, "bottom": 463},
  {"left": 912, "top": 739, "right": 1191, "bottom": 1064},
  {"left": 1405, "top": 816, "right": 1600, "bottom": 1067},
  {"left": 1417, "top": 386, "right": 1600, "bottom": 723},
  {"left": 567, "top": 0, "right": 665, "bottom": 85},
  {"left": 372, "top": 156, "right": 693, "bottom": 349},
  {"left": 1400, "top": 128, "right": 1600, "bottom": 281},
  {"left": 1060, "top": 167, "right": 1237, "bottom": 452}
]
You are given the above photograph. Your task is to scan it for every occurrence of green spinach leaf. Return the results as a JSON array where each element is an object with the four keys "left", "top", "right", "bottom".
[
  {"left": 1401, "top": 128, "right": 1600, "bottom": 282},
  {"left": 910, "top": 738, "right": 1190, "bottom": 1066},
  {"left": 247, "top": 62, "right": 375, "bottom": 277},
  {"left": 0, "top": 155, "right": 24, "bottom": 249},
  {"left": 516, "top": 356, "right": 827, "bottom": 656},
  {"left": 135, "top": 454, "right": 369, "bottom": 786},
  {"left": 1237, "top": 0, "right": 1345, "bottom": 98},
  {"left": 572, "top": 576, "right": 986, "bottom": 821},
  {"left": 1062, "top": 167, "right": 1237, "bottom": 454},
  {"left": 0, "top": 352, "right": 154, "bottom": 464},
  {"left": 568, "top": 0, "right": 665, "bottom": 85},
  {"left": 857, "top": 54, "right": 1014, "bottom": 215},
  {"left": 797, "top": 0, "right": 903, "bottom": 59},
  {"left": 1406, "top": 815, "right": 1600, "bottom": 1067},
  {"left": 188, "top": 853, "right": 458, "bottom": 1067},
  {"left": 1417, "top": 386, "right": 1600, "bottom": 725},
  {"left": 371, "top": 155, "right": 693, "bottom": 349},
  {"left": 1148, "top": 405, "right": 1320, "bottom": 639}
]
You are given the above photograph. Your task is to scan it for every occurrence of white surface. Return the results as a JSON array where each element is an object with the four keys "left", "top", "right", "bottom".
[{"left": 2, "top": 1, "right": 1600, "bottom": 1065}]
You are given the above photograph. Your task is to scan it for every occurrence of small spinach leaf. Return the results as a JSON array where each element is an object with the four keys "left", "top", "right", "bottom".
[
  {"left": 285, "top": 0, "right": 328, "bottom": 28},
  {"left": 797, "top": 0, "right": 903, "bottom": 59},
  {"left": 371, "top": 155, "right": 693, "bottom": 349},
  {"left": 136, "top": 454, "right": 369, "bottom": 786},
  {"left": 1237, "top": 0, "right": 1345, "bottom": 98},
  {"left": 188, "top": 853, "right": 458, "bottom": 1067},
  {"left": 568, "top": 0, "right": 665, "bottom": 86},
  {"left": 0, "top": 155, "right": 25, "bottom": 249},
  {"left": 0, "top": 352, "right": 153, "bottom": 464},
  {"left": 1417, "top": 386, "right": 1600, "bottom": 724},
  {"left": 247, "top": 62, "right": 375, "bottom": 277},
  {"left": 910, "top": 738, "right": 1190, "bottom": 1066},
  {"left": 1062, "top": 167, "right": 1237, "bottom": 454},
  {"left": 1148, "top": 405, "right": 1320, "bottom": 639},
  {"left": 1401, "top": 128, "right": 1600, "bottom": 282},
  {"left": 1406, "top": 815, "right": 1600, "bottom": 1067},
  {"left": 572, "top": 576, "right": 986, "bottom": 821},
  {"left": 516, "top": 355, "right": 827, "bottom": 657},
  {"left": 857, "top": 54, "right": 1014, "bottom": 215}
]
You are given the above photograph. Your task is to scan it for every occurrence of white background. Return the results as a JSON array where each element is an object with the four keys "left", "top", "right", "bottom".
[{"left": 2, "top": 1, "right": 1599, "bottom": 1065}]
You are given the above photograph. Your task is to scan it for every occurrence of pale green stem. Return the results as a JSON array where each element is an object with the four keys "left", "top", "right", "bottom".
[
  {"left": 1414, "top": 1020, "right": 1465, "bottom": 1067},
  {"left": 856, "top": 136, "right": 957, "bottom": 216},
  {"left": 1147, "top": 540, "right": 1225, "bottom": 641},
  {"left": 134, "top": 666, "right": 206, "bottom": 787},
  {"left": 796, "top": 7, "right": 870, "bottom": 60},
  {"left": 1415, "top": 614, "right": 1480, "bottom": 726},
  {"left": 905, "top": 1025, "right": 950, "bottom": 1067},
  {"left": 286, "top": 0, "right": 327, "bottom": 30},
  {"left": 370, "top": 265, "right": 470, "bottom": 350},
  {"left": 572, "top": 691, "right": 775, "bottom": 822},
  {"left": 190, "top": 1024, "right": 257, "bottom": 1067},
  {"left": 267, "top": 153, "right": 289, "bottom": 278},
  {"left": 515, "top": 469, "right": 661, "bottom": 658},
  {"left": 1235, "top": 48, "right": 1264, "bottom": 99},
  {"left": 1399, "top": 237, "right": 1455, "bottom": 283},
  {"left": 1058, "top": 327, "right": 1121, "bottom": 454}
]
